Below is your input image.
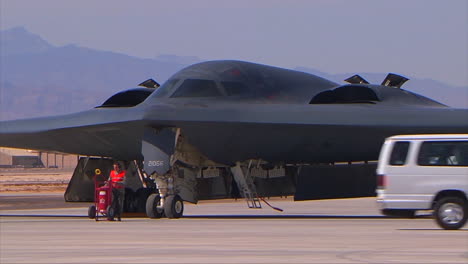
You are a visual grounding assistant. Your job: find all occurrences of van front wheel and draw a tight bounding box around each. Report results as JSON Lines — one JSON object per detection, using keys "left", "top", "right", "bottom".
{"left": 434, "top": 197, "right": 467, "bottom": 230}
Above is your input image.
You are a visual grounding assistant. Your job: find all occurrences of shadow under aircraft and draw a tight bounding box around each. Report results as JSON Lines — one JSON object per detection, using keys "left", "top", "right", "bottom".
{"left": 1, "top": 60, "right": 467, "bottom": 218}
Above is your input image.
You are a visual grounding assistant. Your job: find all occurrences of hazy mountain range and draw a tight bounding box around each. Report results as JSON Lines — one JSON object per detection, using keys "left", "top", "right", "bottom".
{"left": 1, "top": 27, "right": 467, "bottom": 121}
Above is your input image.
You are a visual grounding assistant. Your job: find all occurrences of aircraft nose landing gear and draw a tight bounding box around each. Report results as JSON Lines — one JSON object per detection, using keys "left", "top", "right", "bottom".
{"left": 145, "top": 172, "right": 185, "bottom": 219}
{"left": 145, "top": 193, "right": 184, "bottom": 219}
{"left": 145, "top": 193, "right": 164, "bottom": 218}
{"left": 164, "top": 194, "right": 184, "bottom": 218}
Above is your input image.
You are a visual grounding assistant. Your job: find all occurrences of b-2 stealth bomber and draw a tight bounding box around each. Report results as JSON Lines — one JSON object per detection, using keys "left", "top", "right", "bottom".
{"left": 1, "top": 60, "right": 467, "bottom": 218}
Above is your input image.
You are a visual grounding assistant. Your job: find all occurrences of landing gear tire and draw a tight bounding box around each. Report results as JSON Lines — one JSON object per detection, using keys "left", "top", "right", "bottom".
{"left": 164, "top": 195, "right": 184, "bottom": 219}
{"left": 434, "top": 197, "right": 467, "bottom": 230}
{"left": 107, "top": 205, "right": 115, "bottom": 221}
{"left": 146, "top": 193, "right": 164, "bottom": 218}
{"left": 88, "top": 205, "right": 96, "bottom": 219}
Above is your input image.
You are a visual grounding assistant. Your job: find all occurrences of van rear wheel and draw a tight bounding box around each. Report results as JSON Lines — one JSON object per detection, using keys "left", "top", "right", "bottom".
{"left": 434, "top": 197, "right": 467, "bottom": 230}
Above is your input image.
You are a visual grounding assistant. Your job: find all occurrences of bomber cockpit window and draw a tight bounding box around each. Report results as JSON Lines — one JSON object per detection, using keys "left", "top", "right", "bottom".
{"left": 222, "top": 81, "right": 251, "bottom": 96}
{"left": 389, "top": 141, "right": 410, "bottom": 166}
{"left": 170, "top": 79, "right": 221, "bottom": 98}
{"left": 151, "top": 78, "right": 180, "bottom": 98}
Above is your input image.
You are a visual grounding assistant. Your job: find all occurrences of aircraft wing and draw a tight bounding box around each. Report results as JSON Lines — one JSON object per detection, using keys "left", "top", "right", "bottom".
{"left": 0, "top": 108, "right": 147, "bottom": 160}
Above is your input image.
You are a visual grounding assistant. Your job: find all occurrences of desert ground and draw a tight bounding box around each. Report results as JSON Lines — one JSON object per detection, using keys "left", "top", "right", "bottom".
{"left": 0, "top": 168, "right": 72, "bottom": 193}
{"left": 2, "top": 168, "right": 467, "bottom": 264}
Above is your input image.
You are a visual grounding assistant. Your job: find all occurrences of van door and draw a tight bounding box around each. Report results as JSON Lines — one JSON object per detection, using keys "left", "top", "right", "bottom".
{"left": 384, "top": 141, "right": 412, "bottom": 195}
{"left": 415, "top": 141, "right": 468, "bottom": 198}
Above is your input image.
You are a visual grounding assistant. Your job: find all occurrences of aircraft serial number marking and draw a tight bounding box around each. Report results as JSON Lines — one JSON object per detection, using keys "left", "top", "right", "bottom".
{"left": 148, "top": 160, "right": 164, "bottom": 166}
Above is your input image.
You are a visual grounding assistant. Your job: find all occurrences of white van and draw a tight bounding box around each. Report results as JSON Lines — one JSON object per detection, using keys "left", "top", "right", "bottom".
{"left": 376, "top": 134, "right": 468, "bottom": 230}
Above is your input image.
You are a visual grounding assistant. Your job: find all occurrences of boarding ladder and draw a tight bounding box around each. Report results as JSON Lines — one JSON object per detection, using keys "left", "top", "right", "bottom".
{"left": 232, "top": 161, "right": 262, "bottom": 209}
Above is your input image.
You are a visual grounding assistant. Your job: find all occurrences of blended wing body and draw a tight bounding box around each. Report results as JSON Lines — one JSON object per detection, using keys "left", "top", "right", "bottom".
{"left": 148, "top": 103, "right": 467, "bottom": 165}
{"left": 1, "top": 60, "right": 467, "bottom": 165}
{"left": 2, "top": 60, "right": 468, "bottom": 215}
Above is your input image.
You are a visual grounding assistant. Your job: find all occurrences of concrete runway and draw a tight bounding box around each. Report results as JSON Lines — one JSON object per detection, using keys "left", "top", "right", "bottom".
{"left": 1, "top": 194, "right": 467, "bottom": 263}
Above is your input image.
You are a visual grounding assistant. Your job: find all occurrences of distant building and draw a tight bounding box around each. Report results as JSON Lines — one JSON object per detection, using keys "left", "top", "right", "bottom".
{"left": 0, "top": 147, "right": 78, "bottom": 169}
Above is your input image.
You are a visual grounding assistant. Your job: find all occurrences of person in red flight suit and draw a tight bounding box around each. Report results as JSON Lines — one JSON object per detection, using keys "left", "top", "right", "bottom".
{"left": 109, "top": 162, "right": 126, "bottom": 221}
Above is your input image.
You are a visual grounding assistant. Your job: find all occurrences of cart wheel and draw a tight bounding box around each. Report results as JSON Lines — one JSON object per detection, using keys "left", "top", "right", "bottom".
{"left": 88, "top": 205, "right": 96, "bottom": 219}
{"left": 146, "top": 193, "right": 164, "bottom": 218}
{"left": 107, "top": 205, "right": 115, "bottom": 221}
{"left": 164, "top": 195, "right": 184, "bottom": 219}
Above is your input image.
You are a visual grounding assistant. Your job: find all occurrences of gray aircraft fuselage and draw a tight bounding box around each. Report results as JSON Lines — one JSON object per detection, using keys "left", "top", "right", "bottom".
{"left": 1, "top": 60, "right": 467, "bottom": 167}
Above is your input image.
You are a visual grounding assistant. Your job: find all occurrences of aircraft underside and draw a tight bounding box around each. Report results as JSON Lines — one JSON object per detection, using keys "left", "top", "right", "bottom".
{"left": 65, "top": 125, "right": 377, "bottom": 218}
{"left": 63, "top": 116, "right": 468, "bottom": 219}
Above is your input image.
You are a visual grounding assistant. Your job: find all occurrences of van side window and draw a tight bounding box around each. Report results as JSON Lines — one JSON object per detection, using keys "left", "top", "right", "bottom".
{"left": 418, "top": 141, "right": 468, "bottom": 166}
{"left": 389, "top": 141, "right": 410, "bottom": 166}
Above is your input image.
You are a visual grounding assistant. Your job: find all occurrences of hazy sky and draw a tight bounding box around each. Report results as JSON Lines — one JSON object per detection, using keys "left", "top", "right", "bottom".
{"left": 1, "top": 0, "right": 467, "bottom": 86}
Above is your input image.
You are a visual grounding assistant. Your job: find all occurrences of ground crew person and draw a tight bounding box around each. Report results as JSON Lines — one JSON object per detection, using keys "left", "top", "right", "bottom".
{"left": 109, "top": 162, "right": 126, "bottom": 221}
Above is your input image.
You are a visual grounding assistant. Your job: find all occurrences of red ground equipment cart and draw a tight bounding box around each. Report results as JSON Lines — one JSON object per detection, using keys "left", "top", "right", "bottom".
{"left": 88, "top": 169, "right": 117, "bottom": 221}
